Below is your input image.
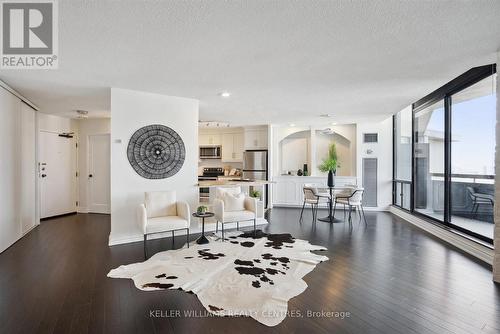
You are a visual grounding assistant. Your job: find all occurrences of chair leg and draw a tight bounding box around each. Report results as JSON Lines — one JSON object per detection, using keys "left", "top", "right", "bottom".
{"left": 361, "top": 205, "right": 367, "bottom": 225}
{"left": 357, "top": 205, "right": 362, "bottom": 219}
{"left": 237, "top": 221, "right": 239, "bottom": 230}
{"left": 470, "top": 203, "right": 476, "bottom": 213}
{"left": 333, "top": 200, "right": 337, "bottom": 217}
{"left": 253, "top": 219, "right": 256, "bottom": 236}
{"left": 343, "top": 204, "right": 346, "bottom": 219}
{"left": 186, "top": 228, "right": 189, "bottom": 248}
{"left": 172, "top": 230, "right": 175, "bottom": 248}
{"left": 143, "top": 234, "right": 147, "bottom": 259}
{"left": 314, "top": 204, "right": 318, "bottom": 223}
{"left": 299, "top": 201, "right": 306, "bottom": 222}
{"left": 348, "top": 205, "right": 352, "bottom": 224}
{"left": 222, "top": 224, "right": 225, "bottom": 240}
{"left": 216, "top": 221, "right": 218, "bottom": 233}
{"left": 310, "top": 204, "right": 315, "bottom": 222}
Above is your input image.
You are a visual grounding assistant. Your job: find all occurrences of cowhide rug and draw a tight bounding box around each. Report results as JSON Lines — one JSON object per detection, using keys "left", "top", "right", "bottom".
{"left": 108, "top": 230, "right": 328, "bottom": 327}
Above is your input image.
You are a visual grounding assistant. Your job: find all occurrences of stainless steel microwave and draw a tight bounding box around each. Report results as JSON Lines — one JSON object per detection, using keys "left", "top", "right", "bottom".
{"left": 199, "top": 146, "right": 221, "bottom": 159}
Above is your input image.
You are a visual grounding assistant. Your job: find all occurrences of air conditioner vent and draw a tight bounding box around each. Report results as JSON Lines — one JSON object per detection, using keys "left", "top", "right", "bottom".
{"left": 363, "top": 133, "right": 378, "bottom": 143}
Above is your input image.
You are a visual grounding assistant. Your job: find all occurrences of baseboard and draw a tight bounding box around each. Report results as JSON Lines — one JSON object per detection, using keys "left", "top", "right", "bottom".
{"left": 390, "top": 206, "right": 494, "bottom": 265}
{"left": 108, "top": 234, "right": 144, "bottom": 246}
{"left": 40, "top": 212, "right": 77, "bottom": 221}
{"left": 77, "top": 206, "right": 88, "bottom": 213}
{"left": 21, "top": 224, "right": 38, "bottom": 236}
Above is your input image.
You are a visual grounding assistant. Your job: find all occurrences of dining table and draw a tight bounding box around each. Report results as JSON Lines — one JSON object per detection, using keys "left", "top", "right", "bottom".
{"left": 317, "top": 185, "right": 345, "bottom": 223}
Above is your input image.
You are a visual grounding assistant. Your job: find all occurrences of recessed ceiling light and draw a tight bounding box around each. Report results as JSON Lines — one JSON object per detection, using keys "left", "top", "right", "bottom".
{"left": 331, "top": 122, "right": 337, "bottom": 126}
{"left": 320, "top": 114, "right": 332, "bottom": 118}
{"left": 289, "top": 123, "right": 296, "bottom": 127}
{"left": 220, "top": 91, "right": 231, "bottom": 98}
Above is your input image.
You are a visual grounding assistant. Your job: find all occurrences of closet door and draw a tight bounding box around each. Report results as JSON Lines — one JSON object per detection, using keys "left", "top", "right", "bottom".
{"left": 20, "top": 103, "right": 37, "bottom": 234}
{"left": 0, "top": 89, "right": 22, "bottom": 252}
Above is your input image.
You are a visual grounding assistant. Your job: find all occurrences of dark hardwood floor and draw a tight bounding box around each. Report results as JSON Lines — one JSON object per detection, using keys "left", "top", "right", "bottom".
{"left": 1, "top": 208, "right": 499, "bottom": 334}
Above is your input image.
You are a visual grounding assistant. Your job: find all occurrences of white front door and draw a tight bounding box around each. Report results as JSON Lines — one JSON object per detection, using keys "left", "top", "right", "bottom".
{"left": 39, "top": 131, "right": 77, "bottom": 219}
{"left": 88, "top": 134, "right": 110, "bottom": 214}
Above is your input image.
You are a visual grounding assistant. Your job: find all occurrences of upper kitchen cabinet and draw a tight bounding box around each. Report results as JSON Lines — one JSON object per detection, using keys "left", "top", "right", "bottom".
{"left": 244, "top": 127, "right": 268, "bottom": 150}
{"left": 222, "top": 131, "right": 244, "bottom": 162}
{"left": 199, "top": 133, "right": 221, "bottom": 146}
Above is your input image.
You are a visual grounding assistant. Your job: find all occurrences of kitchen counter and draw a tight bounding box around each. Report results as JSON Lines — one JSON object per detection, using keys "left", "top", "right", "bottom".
{"left": 197, "top": 179, "right": 273, "bottom": 188}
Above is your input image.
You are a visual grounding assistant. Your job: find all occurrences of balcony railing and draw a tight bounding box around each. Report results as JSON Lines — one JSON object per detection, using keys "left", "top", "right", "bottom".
{"left": 393, "top": 173, "right": 495, "bottom": 222}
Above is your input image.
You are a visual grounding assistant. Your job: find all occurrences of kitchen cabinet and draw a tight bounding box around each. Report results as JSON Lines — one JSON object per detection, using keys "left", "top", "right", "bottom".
{"left": 272, "top": 175, "right": 358, "bottom": 206}
{"left": 244, "top": 128, "right": 268, "bottom": 149}
{"left": 221, "top": 132, "right": 244, "bottom": 162}
{"left": 199, "top": 133, "right": 221, "bottom": 146}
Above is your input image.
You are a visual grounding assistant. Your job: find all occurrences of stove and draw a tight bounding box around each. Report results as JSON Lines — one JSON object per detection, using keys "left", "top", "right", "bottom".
{"left": 198, "top": 167, "right": 224, "bottom": 180}
{"left": 198, "top": 168, "right": 224, "bottom": 202}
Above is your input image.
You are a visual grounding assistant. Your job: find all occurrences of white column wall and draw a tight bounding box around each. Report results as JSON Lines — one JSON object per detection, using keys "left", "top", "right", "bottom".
{"left": 356, "top": 116, "right": 393, "bottom": 210}
{"left": 109, "top": 88, "right": 199, "bottom": 246}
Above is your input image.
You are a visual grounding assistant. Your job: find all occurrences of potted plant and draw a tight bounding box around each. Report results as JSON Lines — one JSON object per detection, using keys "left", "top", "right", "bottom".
{"left": 197, "top": 205, "right": 208, "bottom": 214}
{"left": 250, "top": 189, "right": 261, "bottom": 199}
{"left": 318, "top": 143, "right": 339, "bottom": 187}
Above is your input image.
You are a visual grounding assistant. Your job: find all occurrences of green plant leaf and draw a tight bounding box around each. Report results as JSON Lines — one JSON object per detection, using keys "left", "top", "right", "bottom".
{"left": 318, "top": 143, "right": 338, "bottom": 173}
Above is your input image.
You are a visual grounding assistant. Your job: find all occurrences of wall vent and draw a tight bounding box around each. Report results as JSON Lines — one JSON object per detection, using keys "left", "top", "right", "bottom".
{"left": 363, "top": 133, "right": 378, "bottom": 143}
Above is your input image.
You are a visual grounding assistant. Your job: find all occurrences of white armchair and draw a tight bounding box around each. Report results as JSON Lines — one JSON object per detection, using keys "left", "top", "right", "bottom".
{"left": 212, "top": 187, "right": 257, "bottom": 239}
{"left": 138, "top": 191, "right": 190, "bottom": 258}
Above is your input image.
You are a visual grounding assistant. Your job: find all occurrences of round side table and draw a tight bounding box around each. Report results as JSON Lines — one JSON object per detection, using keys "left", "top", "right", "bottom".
{"left": 192, "top": 212, "right": 215, "bottom": 244}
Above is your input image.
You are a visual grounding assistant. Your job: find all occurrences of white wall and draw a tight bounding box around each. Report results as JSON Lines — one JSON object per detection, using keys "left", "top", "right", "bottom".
{"left": 76, "top": 118, "right": 111, "bottom": 212}
{"left": 315, "top": 124, "right": 357, "bottom": 177}
{"left": 0, "top": 88, "right": 37, "bottom": 253}
{"left": 356, "top": 117, "right": 393, "bottom": 210}
{"left": 110, "top": 88, "right": 199, "bottom": 246}
{"left": 38, "top": 113, "right": 78, "bottom": 133}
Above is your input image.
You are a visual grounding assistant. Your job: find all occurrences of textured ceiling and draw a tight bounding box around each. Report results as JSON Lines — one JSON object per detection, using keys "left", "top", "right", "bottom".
{"left": 1, "top": 0, "right": 499, "bottom": 124}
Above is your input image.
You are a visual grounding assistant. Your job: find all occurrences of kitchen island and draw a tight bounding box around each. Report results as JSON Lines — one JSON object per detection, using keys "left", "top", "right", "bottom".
{"left": 196, "top": 179, "right": 272, "bottom": 226}
{"left": 197, "top": 179, "right": 273, "bottom": 188}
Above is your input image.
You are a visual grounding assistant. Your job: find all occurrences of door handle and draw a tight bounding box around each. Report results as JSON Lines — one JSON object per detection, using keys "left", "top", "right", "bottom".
{"left": 41, "top": 174, "right": 47, "bottom": 178}
{"left": 89, "top": 174, "right": 93, "bottom": 178}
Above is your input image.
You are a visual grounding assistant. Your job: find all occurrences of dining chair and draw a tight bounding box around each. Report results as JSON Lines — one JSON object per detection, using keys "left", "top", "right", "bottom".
{"left": 334, "top": 187, "right": 367, "bottom": 225}
{"left": 300, "top": 184, "right": 330, "bottom": 223}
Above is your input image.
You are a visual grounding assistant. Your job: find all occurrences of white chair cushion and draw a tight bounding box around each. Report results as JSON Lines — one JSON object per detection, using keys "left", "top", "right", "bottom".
{"left": 222, "top": 210, "right": 256, "bottom": 222}
{"left": 223, "top": 192, "right": 246, "bottom": 212}
{"left": 145, "top": 191, "right": 177, "bottom": 218}
{"left": 215, "top": 186, "right": 242, "bottom": 200}
{"left": 146, "top": 216, "right": 188, "bottom": 234}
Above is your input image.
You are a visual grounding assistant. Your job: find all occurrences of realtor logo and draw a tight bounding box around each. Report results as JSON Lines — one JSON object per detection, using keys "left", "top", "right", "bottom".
{"left": 1, "top": 0, "right": 58, "bottom": 69}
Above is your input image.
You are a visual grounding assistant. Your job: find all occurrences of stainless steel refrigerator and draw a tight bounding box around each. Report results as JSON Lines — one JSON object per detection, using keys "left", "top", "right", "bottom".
{"left": 243, "top": 150, "right": 268, "bottom": 208}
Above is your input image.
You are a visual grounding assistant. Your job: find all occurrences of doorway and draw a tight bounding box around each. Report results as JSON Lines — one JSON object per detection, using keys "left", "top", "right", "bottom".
{"left": 88, "top": 134, "right": 111, "bottom": 214}
{"left": 39, "top": 131, "right": 77, "bottom": 219}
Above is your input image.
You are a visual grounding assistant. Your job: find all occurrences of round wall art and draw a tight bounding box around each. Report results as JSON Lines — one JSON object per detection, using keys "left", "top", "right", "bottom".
{"left": 127, "top": 124, "right": 186, "bottom": 179}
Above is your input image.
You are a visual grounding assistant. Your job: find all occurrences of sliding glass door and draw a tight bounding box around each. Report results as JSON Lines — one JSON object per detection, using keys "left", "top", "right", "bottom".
{"left": 450, "top": 75, "right": 496, "bottom": 240}
{"left": 393, "top": 64, "right": 496, "bottom": 244}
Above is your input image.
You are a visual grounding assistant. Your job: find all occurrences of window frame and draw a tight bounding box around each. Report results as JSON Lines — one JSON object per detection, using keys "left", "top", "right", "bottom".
{"left": 392, "top": 64, "right": 496, "bottom": 245}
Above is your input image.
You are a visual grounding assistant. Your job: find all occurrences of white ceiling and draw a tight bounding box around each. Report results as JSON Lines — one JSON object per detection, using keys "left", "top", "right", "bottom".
{"left": 1, "top": 1, "right": 499, "bottom": 124}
